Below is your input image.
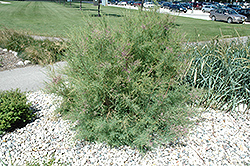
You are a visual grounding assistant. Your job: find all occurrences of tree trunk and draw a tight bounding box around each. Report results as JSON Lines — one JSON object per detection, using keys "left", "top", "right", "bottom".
{"left": 98, "top": 3, "right": 101, "bottom": 17}
{"left": 141, "top": 0, "right": 144, "bottom": 11}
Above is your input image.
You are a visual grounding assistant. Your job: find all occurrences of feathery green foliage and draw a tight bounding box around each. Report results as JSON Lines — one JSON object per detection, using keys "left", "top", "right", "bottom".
{"left": 48, "top": 10, "right": 199, "bottom": 152}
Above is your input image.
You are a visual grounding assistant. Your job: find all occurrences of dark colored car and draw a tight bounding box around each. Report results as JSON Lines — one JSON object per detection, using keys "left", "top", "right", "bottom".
{"left": 111, "top": 0, "right": 119, "bottom": 5}
{"left": 209, "top": 8, "right": 247, "bottom": 23}
{"left": 172, "top": 1, "right": 180, "bottom": 5}
{"left": 161, "top": 2, "right": 172, "bottom": 9}
{"left": 192, "top": 2, "right": 203, "bottom": 10}
{"left": 169, "top": 4, "right": 187, "bottom": 13}
{"left": 237, "top": 8, "right": 250, "bottom": 21}
{"left": 133, "top": 1, "right": 142, "bottom": 7}
{"left": 181, "top": 3, "right": 192, "bottom": 10}
{"left": 127, "top": 0, "right": 134, "bottom": 5}
{"left": 158, "top": 1, "right": 163, "bottom": 6}
{"left": 227, "top": 4, "right": 242, "bottom": 11}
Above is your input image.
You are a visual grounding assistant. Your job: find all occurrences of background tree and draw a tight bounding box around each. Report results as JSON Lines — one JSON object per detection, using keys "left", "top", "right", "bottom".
{"left": 141, "top": 0, "right": 144, "bottom": 11}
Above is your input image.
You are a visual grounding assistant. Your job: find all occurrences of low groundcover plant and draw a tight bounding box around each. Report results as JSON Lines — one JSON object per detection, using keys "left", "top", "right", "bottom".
{"left": 48, "top": 10, "right": 200, "bottom": 152}
{"left": 0, "top": 89, "right": 34, "bottom": 135}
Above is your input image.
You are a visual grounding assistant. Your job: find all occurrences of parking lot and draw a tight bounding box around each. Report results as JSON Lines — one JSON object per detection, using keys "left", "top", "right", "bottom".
{"left": 108, "top": 4, "right": 250, "bottom": 24}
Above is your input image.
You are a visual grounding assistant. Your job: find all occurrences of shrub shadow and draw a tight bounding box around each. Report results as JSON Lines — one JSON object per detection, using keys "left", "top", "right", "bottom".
{"left": 90, "top": 13, "right": 123, "bottom": 17}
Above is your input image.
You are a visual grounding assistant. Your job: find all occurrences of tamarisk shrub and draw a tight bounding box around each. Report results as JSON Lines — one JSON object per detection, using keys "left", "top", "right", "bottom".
{"left": 50, "top": 11, "right": 198, "bottom": 152}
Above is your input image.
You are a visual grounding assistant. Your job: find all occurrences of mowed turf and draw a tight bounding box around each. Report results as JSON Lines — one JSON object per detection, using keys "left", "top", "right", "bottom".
{"left": 0, "top": 1, "right": 249, "bottom": 41}
{"left": 0, "top": 1, "right": 126, "bottom": 37}
{"left": 175, "top": 16, "right": 250, "bottom": 41}
{"left": 0, "top": 1, "right": 81, "bottom": 36}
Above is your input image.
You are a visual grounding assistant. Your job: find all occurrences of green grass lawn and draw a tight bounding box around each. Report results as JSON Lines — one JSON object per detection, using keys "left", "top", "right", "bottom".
{"left": 175, "top": 16, "right": 250, "bottom": 41}
{"left": 0, "top": 1, "right": 129, "bottom": 37}
{"left": 0, "top": 1, "right": 249, "bottom": 41}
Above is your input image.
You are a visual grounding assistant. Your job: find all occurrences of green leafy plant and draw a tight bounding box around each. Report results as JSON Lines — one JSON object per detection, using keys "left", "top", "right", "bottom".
{"left": 48, "top": 11, "right": 199, "bottom": 152}
{"left": 0, "top": 158, "right": 7, "bottom": 166}
{"left": 0, "top": 57, "right": 3, "bottom": 67}
{"left": 184, "top": 38, "right": 250, "bottom": 114}
{"left": 0, "top": 89, "right": 34, "bottom": 135}
{"left": 26, "top": 152, "right": 59, "bottom": 166}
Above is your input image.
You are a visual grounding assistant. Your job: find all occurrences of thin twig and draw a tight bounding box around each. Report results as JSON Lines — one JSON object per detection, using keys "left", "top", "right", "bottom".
{"left": 222, "top": 144, "right": 231, "bottom": 164}
{"left": 212, "top": 118, "right": 216, "bottom": 138}
{"left": 164, "top": 76, "right": 174, "bottom": 98}
{"left": 188, "top": 144, "right": 206, "bottom": 165}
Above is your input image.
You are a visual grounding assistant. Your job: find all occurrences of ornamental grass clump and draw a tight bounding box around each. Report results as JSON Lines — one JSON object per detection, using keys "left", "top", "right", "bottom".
{"left": 184, "top": 38, "right": 250, "bottom": 114}
{"left": 49, "top": 11, "right": 198, "bottom": 152}
{"left": 0, "top": 27, "right": 67, "bottom": 65}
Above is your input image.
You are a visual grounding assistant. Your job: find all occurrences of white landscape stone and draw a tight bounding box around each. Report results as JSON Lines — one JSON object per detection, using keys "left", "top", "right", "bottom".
{"left": 16, "top": 61, "right": 24, "bottom": 66}
{"left": 24, "top": 60, "right": 31, "bottom": 66}
{"left": 13, "top": 52, "right": 18, "bottom": 57}
{"left": 0, "top": 91, "right": 249, "bottom": 165}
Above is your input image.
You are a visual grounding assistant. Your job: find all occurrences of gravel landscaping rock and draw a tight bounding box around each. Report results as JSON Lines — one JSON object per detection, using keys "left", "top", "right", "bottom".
{"left": 0, "top": 48, "right": 32, "bottom": 71}
{"left": 0, "top": 91, "right": 249, "bottom": 165}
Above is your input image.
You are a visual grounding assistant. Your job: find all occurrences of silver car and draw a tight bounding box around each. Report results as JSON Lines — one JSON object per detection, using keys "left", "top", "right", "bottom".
{"left": 209, "top": 9, "right": 247, "bottom": 23}
{"left": 201, "top": 5, "right": 217, "bottom": 13}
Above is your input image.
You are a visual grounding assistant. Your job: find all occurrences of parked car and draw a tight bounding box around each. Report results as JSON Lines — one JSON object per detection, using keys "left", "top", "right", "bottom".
{"left": 172, "top": 1, "right": 180, "bottom": 5}
{"left": 153, "top": 1, "right": 160, "bottom": 6}
{"left": 211, "top": 2, "right": 221, "bottom": 7}
{"left": 133, "top": 1, "right": 142, "bottom": 7}
{"left": 143, "top": 2, "right": 155, "bottom": 8}
{"left": 192, "top": 2, "right": 203, "bottom": 10}
{"left": 226, "top": 4, "right": 242, "bottom": 11}
{"left": 220, "top": 5, "right": 233, "bottom": 10}
{"left": 181, "top": 2, "right": 192, "bottom": 10}
{"left": 209, "top": 8, "right": 247, "bottom": 23}
{"left": 158, "top": 1, "right": 163, "bottom": 6}
{"left": 118, "top": 1, "right": 127, "bottom": 5}
{"left": 127, "top": 0, "right": 134, "bottom": 5}
{"left": 201, "top": 5, "right": 217, "bottom": 13}
{"left": 111, "top": 0, "right": 119, "bottom": 5}
{"left": 237, "top": 8, "right": 250, "bottom": 21}
{"left": 169, "top": 4, "right": 187, "bottom": 13}
{"left": 243, "top": 2, "right": 250, "bottom": 8}
{"left": 161, "top": 2, "right": 172, "bottom": 9}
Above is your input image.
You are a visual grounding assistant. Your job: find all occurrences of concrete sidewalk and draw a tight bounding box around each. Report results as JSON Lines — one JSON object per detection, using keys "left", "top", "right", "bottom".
{"left": 0, "top": 62, "right": 66, "bottom": 92}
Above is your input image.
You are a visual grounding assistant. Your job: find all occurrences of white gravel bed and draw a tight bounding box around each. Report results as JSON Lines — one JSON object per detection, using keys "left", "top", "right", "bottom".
{"left": 0, "top": 91, "right": 249, "bottom": 165}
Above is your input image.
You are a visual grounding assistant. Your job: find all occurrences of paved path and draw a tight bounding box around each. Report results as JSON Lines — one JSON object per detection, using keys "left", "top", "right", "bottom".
{"left": 0, "top": 62, "right": 66, "bottom": 92}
